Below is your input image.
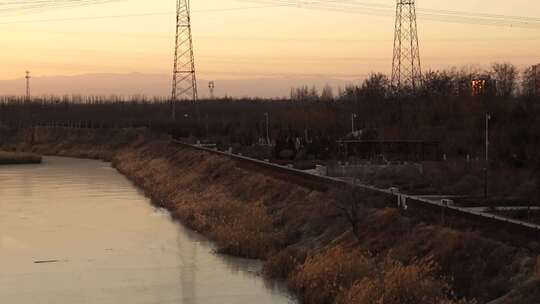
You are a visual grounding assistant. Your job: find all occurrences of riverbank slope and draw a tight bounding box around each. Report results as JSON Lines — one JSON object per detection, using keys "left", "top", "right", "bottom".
{"left": 3, "top": 126, "right": 540, "bottom": 304}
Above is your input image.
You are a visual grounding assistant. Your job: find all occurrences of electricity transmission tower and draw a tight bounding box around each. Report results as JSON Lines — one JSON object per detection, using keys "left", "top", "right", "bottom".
{"left": 171, "top": 0, "right": 198, "bottom": 119}
{"left": 391, "top": 0, "right": 422, "bottom": 94}
{"left": 25, "top": 71, "right": 31, "bottom": 101}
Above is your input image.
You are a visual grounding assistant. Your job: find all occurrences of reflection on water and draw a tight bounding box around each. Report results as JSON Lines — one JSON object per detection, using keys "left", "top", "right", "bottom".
{"left": 0, "top": 157, "right": 296, "bottom": 304}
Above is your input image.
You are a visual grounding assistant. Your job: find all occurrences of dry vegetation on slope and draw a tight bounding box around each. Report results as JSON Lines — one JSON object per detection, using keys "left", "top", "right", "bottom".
{"left": 111, "top": 136, "right": 539, "bottom": 304}
{"left": 4, "top": 127, "right": 540, "bottom": 304}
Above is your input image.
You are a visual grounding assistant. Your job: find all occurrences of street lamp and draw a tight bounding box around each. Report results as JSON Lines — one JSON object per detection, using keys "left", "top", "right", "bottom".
{"left": 205, "top": 113, "right": 209, "bottom": 139}
{"left": 351, "top": 113, "right": 357, "bottom": 134}
{"left": 264, "top": 112, "right": 270, "bottom": 145}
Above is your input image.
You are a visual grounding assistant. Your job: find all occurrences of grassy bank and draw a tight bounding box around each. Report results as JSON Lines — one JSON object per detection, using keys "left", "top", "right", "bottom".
{"left": 0, "top": 150, "right": 42, "bottom": 165}
{"left": 113, "top": 141, "right": 539, "bottom": 304}
{"left": 5, "top": 126, "right": 540, "bottom": 304}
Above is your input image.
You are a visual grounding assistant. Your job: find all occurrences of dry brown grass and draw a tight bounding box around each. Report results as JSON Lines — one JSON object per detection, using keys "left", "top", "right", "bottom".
{"left": 340, "top": 257, "right": 476, "bottom": 304}
{"left": 211, "top": 202, "right": 281, "bottom": 258}
{"left": 113, "top": 142, "right": 540, "bottom": 304}
{"left": 9, "top": 127, "right": 540, "bottom": 304}
{"left": 113, "top": 142, "right": 309, "bottom": 259}
{"left": 286, "top": 244, "right": 476, "bottom": 304}
{"left": 289, "top": 246, "right": 375, "bottom": 304}
{"left": 264, "top": 247, "right": 306, "bottom": 279}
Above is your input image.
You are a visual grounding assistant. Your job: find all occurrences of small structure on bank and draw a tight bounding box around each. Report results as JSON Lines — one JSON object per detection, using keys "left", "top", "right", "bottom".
{"left": 471, "top": 75, "right": 497, "bottom": 97}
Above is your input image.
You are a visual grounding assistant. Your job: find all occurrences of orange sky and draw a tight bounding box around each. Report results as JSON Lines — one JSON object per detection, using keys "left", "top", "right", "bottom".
{"left": 0, "top": 0, "right": 539, "bottom": 95}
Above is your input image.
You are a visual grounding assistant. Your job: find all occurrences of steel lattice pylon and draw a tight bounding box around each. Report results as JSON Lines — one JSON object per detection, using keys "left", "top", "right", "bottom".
{"left": 391, "top": 0, "right": 422, "bottom": 94}
{"left": 171, "top": 0, "right": 197, "bottom": 119}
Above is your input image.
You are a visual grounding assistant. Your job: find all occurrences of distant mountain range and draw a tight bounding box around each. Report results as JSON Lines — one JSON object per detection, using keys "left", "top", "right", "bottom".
{"left": 0, "top": 73, "right": 360, "bottom": 99}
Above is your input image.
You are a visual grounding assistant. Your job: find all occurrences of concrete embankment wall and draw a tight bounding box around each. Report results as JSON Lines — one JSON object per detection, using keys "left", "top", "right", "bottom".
{"left": 2, "top": 126, "right": 540, "bottom": 304}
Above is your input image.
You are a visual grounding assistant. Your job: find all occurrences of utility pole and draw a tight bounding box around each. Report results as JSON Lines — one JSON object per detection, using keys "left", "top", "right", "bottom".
{"left": 205, "top": 113, "right": 209, "bottom": 138}
{"left": 171, "top": 0, "right": 198, "bottom": 120}
{"left": 25, "top": 71, "right": 31, "bottom": 102}
{"left": 391, "top": 0, "right": 422, "bottom": 94}
{"left": 208, "top": 81, "right": 215, "bottom": 99}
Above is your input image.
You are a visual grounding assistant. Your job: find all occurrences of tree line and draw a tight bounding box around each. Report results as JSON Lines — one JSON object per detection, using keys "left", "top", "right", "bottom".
{"left": 0, "top": 63, "right": 539, "bottom": 167}
{"left": 290, "top": 62, "right": 537, "bottom": 101}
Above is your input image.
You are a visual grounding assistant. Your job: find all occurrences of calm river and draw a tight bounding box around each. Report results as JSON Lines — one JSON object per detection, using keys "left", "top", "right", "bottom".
{"left": 0, "top": 156, "right": 296, "bottom": 304}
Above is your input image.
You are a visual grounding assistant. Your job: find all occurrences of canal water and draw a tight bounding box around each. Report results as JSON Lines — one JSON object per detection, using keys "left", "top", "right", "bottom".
{"left": 0, "top": 156, "right": 296, "bottom": 304}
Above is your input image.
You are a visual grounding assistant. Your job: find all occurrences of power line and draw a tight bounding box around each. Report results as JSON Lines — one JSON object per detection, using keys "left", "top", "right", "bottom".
{"left": 0, "top": 0, "right": 126, "bottom": 16}
{"left": 2, "top": 0, "right": 539, "bottom": 29}
{"left": 0, "top": 4, "right": 287, "bottom": 24}
{"left": 239, "top": 0, "right": 540, "bottom": 29}
{"left": 303, "top": 0, "right": 540, "bottom": 23}
{"left": 4, "top": 25, "right": 540, "bottom": 43}
{"left": 0, "top": 12, "right": 171, "bottom": 24}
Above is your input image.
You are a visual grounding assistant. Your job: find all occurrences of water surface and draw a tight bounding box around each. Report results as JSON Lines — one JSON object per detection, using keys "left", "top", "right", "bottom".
{"left": 0, "top": 156, "right": 296, "bottom": 304}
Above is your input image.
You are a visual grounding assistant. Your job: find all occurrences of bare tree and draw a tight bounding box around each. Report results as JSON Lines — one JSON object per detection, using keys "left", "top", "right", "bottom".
{"left": 320, "top": 84, "right": 334, "bottom": 101}
{"left": 422, "top": 70, "right": 454, "bottom": 96}
{"left": 331, "top": 187, "right": 366, "bottom": 240}
{"left": 491, "top": 62, "right": 518, "bottom": 97}
{"left": 290, "top": 86, "right": 310, "bottom": 101}
{"left": 521, "top": 66, "right": 537, "bottom": 97}
{"left": 308, "top": 86, "right": 319, "bottom": 100}
{"left": 360, "top": 73, "right": 390, "bottom": 99}
{"left": 339, "top": 84, "right": 361, "bottom": 101}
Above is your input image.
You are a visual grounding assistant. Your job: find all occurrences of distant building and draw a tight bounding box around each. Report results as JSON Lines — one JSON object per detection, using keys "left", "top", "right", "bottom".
{"left": 471, "top": 75, "right": 496, "bottom": 97}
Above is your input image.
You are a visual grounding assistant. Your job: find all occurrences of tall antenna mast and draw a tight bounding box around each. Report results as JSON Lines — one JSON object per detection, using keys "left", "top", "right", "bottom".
{"left": 171, "top": 0, "right": 198, "bottom": 119}
{"left": 25, "top": 71, "right": 31, "bottom": 102}
{"left": 391, "top": 0, "right": 422, "bottom": 94}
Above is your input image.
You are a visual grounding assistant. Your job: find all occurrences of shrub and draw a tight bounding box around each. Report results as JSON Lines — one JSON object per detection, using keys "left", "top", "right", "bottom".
{"left": 290, "top": 246, "right": 375, "bottom": 304}
{"left": 264, "top": 247, "right": 306, "bottom": 279}
{"left": 211, "top": 202, "right": 280, "bottom": 259}
{"left": 340, "top": 257, "right": 476, "bottom": 304}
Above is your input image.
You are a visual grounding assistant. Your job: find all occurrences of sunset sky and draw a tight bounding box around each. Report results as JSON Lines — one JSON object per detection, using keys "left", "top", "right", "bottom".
{"left": 0, "top": 0, "right": 539, "bottom": 96}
